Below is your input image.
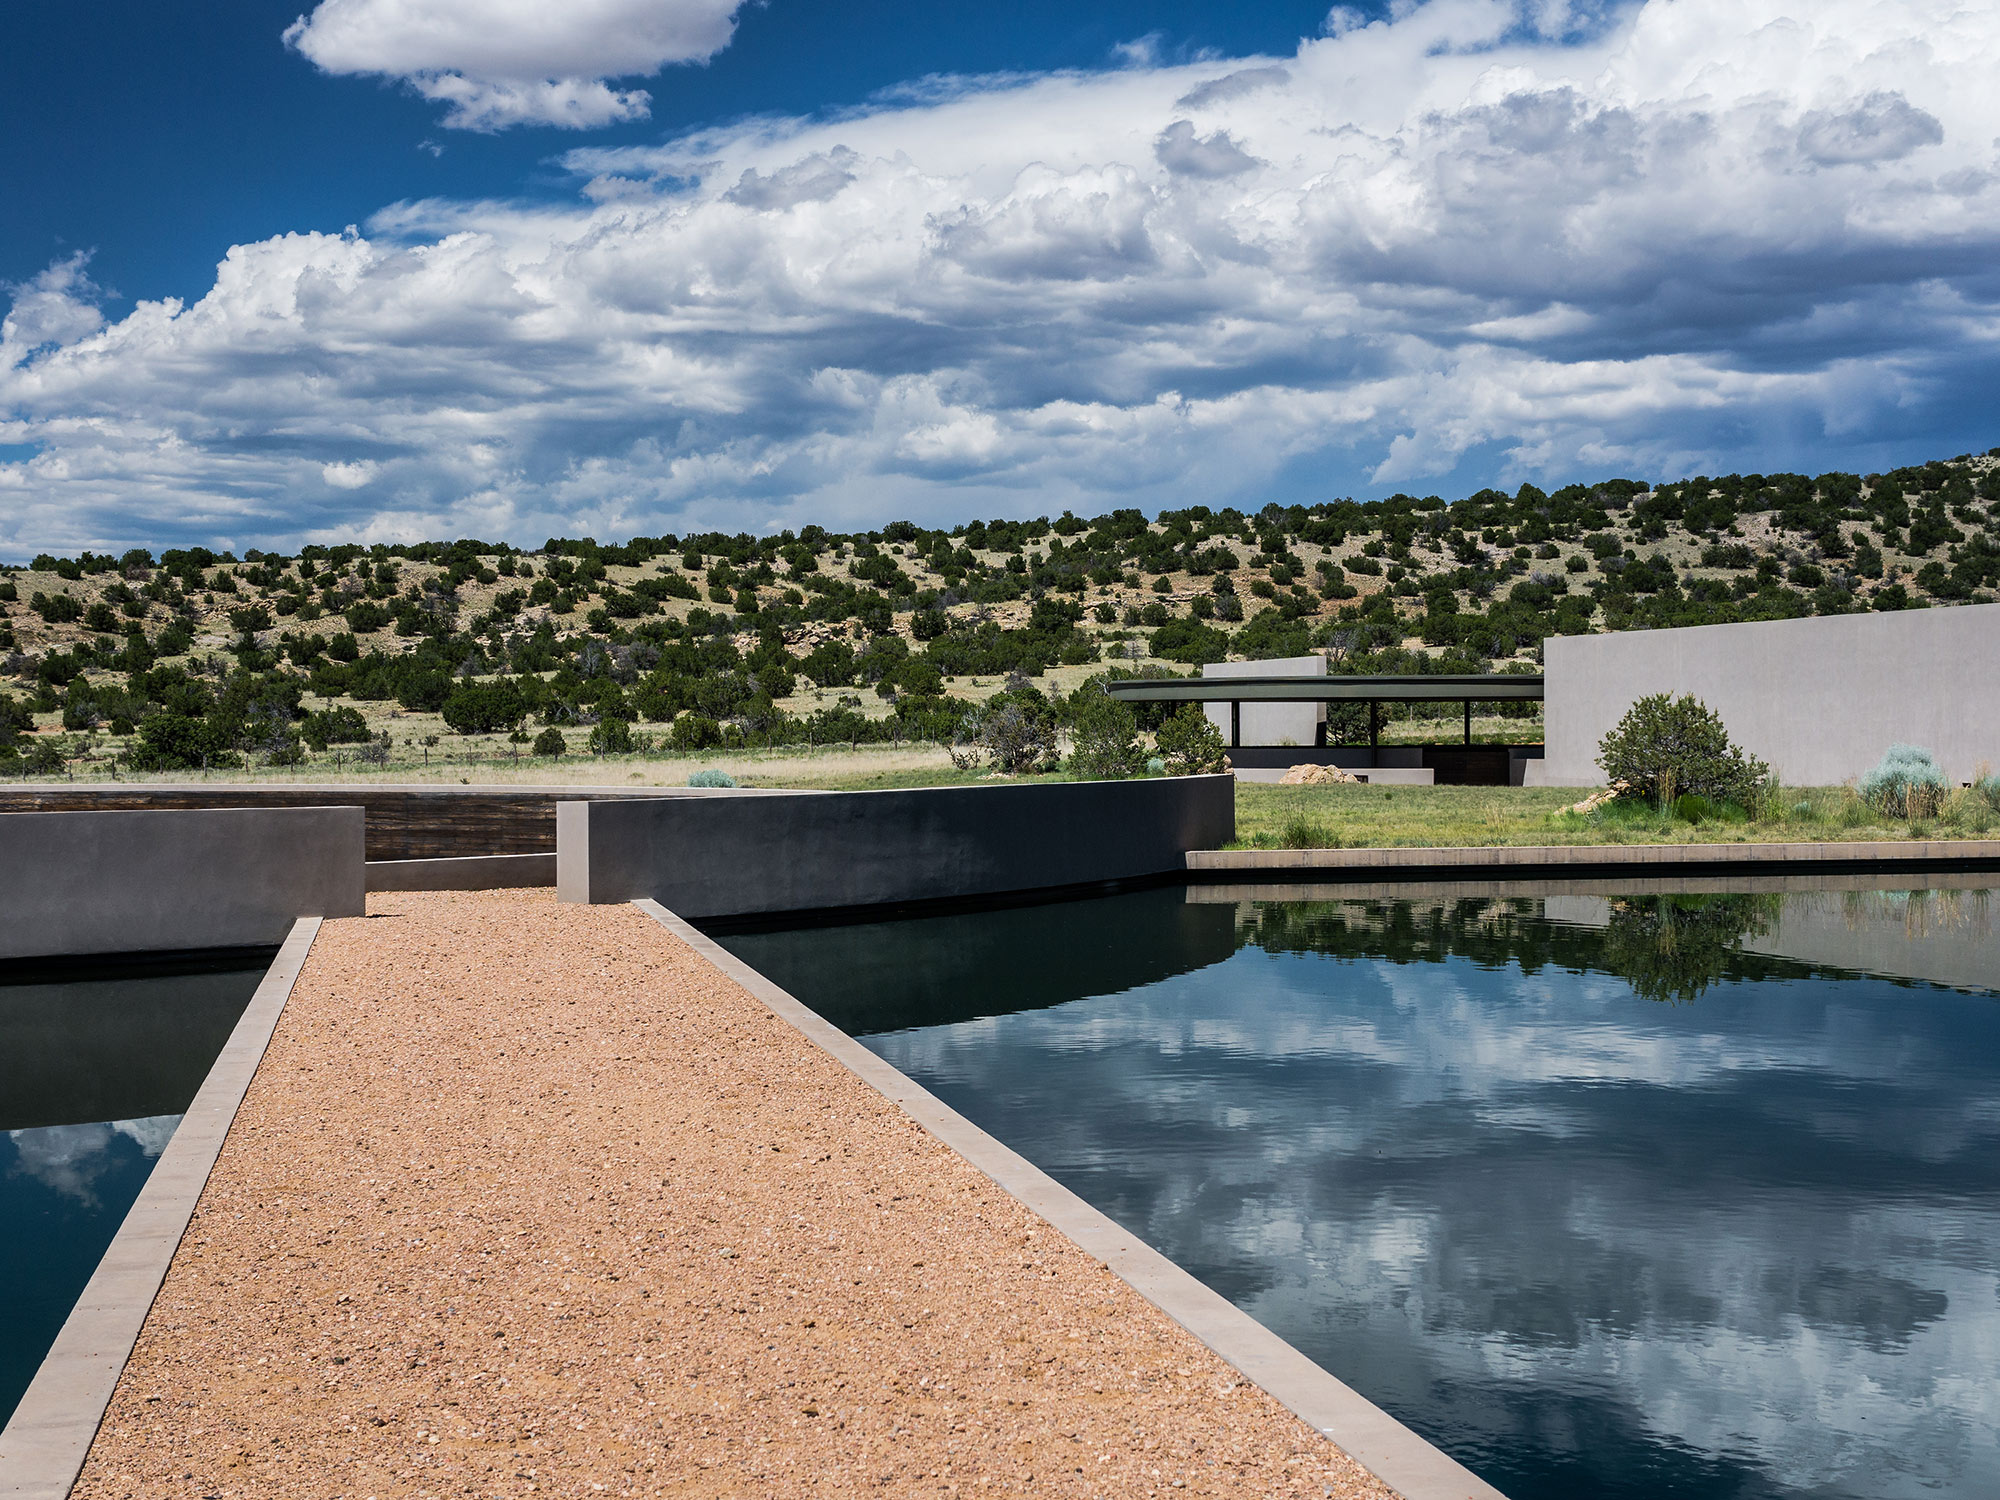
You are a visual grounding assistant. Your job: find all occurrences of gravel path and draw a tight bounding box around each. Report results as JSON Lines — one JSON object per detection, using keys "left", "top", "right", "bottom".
{"left": 74, "top": 890, "right": 1395, "bottom": 1499}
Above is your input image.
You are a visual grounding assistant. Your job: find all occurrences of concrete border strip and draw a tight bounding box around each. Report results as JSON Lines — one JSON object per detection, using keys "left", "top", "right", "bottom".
{"left": 0, "top": 916, "right": 322, "bottom": 1500}
{"left": 1190, "top": 839, "right": 2000, "bottom": 876}
{"left": 635, "top": 898, "right": 1503, "bottom": 1500}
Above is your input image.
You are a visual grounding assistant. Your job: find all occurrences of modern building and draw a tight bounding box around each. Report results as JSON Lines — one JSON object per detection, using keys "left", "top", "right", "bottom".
{"left": 1109, "top": 657, "right": 1544, "bottom": 784}
{"left": 1198, "top": 656, "right": 1326, "bottom": 750}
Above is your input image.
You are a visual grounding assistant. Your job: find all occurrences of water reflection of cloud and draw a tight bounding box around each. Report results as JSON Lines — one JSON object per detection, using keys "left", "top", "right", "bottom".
{"left": 6, "top": 1115, "right": 180, "bottom": 1205}
{"left": 873, "top": 940, "right": 2000, "bottom": 1499}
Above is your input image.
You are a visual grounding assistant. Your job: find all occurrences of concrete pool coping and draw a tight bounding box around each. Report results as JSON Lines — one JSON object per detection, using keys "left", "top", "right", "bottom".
{"left": 640, "top": 897, "right": 1508, "bottom": 1500}
{"left": 0, "top": 916, "right": 321, "bottom": 1500}
{"left": 1192, "top": 838, "right": 2000, "bottom": 878}
{"left": 1187, "top": 869, "right": 2000, "bottom": 903}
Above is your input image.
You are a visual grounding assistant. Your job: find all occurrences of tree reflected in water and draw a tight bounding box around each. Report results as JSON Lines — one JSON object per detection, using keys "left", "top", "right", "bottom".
{"left": 1600, "top": 894, "right": 1783, "bottom": 1004}
{"left": 1239, "top": 892, "right": 1788, "bottom": 1005}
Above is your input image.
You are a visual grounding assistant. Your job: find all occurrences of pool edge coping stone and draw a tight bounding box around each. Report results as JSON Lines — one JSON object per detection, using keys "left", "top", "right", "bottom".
{"left": 636, "top": 897, "right": 1506, "bottom": 1500}
{"left": 0, "top": 915, "right": 323, "bottom": 1500}
{"left": 1190, "top": 839, "right": 2000, "bottom": 874}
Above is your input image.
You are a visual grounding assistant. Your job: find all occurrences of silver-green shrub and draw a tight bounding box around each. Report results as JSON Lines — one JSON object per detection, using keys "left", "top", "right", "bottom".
{"left": 1858, "top": 744, "right": 1948, "bottom": 818}
{"left": 688, "top": 768, "right": 736, "bottom": 788}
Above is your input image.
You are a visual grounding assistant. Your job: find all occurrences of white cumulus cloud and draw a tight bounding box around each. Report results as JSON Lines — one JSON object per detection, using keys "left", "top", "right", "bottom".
{"left": 284, "top": 0, "right": 749, "bottom": 130}
{"left": 7, "top": 0, "right": 2000, "bottom": 554}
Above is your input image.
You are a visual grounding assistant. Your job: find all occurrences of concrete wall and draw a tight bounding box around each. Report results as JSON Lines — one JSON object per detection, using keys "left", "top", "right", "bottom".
{"left": 1203, "top": 655, "right": 1324, "bottom": 746}
{"left": 1531, "top": 602, "right": 2000, "bottom": 787}
{"left": 557, "top": 775, "right": 1235, "bottom": 919}
{"left": 0, "top": 807, "right": 365, "bottom": 960}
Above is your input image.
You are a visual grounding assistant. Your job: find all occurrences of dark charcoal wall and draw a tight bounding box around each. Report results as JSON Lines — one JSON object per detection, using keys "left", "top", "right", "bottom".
{"left": 719, "top": 883, "right": 1241, "bottom": 1034}
{"left": 558, "top": 775, "right": 1236, "bottom": 919}
{"left": 0, "top": 806, "right": 366, "bottom": 960}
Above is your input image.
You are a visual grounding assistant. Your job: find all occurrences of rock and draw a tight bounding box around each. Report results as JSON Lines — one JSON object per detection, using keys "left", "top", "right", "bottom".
{"left": 1278, "top": 763, "right": 1361, "bottom": 786}
{"left": 1558, "top": 779, "right": 1631, "bottom": 815}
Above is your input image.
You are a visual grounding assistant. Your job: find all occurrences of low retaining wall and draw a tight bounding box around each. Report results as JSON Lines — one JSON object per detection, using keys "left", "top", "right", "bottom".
{"left": 0, "top": 784, "right": 754, "bottom": 861}
{"left": 1188, "top": 838, "right": 2000, "bottom": 880}
{"left": 559, "top": 776, "right": 1236, "bottom": 919}
{"left": 365, "top": 853, "right": 557, "bottom": 892}
{"left": 0, "top": 807, "right": 365, "bottom": 960}
{"left": 648, "top": 899, "right": 1504, "bottom": 1500}
{"left": 0, "top": 919, "right": 320, "bottom": 1500}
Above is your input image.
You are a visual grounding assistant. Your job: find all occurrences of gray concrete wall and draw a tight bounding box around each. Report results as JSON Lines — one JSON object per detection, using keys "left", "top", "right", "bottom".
{"left": 558, "top": 776, "right": 1235, "bottom": 918}
{"left": 1531, "top": 602, "right": 2000, "bottom": 787}
{"left": 1203, "top": 655, "right": 1325, "bottom": 746}
{"left": 0, "top": 807, "right": 365, "bottom": 960}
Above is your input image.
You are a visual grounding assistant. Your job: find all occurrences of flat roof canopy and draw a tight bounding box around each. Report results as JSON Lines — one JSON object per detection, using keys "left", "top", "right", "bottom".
{"left": 1105, "top": 673, "right": 1543, "bottom": 704}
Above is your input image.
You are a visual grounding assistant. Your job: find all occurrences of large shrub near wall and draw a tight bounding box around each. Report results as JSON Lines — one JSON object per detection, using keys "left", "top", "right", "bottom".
{"left": 1597, "top": 693, "right": 1770, "bottom": 806}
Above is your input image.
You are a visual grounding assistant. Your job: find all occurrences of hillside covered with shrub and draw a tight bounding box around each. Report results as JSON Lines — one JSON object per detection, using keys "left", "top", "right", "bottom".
{"left": 2, "top": 449, "right": 1997, "bottom": 774}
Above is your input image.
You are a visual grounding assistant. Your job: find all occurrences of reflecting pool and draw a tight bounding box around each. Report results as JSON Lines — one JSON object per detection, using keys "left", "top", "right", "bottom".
{"left": 0, "top": 954, "right": 271, "bottom": 1427}
{"left": 720, "top": 883, "right": 2000, "bottom": 1500}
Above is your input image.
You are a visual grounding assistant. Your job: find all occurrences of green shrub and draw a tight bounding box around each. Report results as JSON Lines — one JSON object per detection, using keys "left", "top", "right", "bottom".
{"left": 302, "top": 705, "right": 370, "bottom": 750}
{"left": 688, "top": 768, "right": 736, "bottom": 788}
{"left": 532, "top": 726, "right": 567, "bottom": 757}
{"left": 587, "top": 716, "right": 635, "bottom": 755}
{"left": 1670, "top": 792, "right": 1746, "bottom": 825}
{"left": 669, "top": 712, "right": 723, "bottom": 752}
{"left": 1976, "top": 773, "right": 2000, "bottom": 813}
{"left": 127, "top": 711, "right": 240, "bottom": 771}
{"left": 1858, "top": 744, "right": 1948, "bottom": 818}
{"left": 1148, "top": 617, "right": 1230, "bottom": 665}
{"left": 25, "top": 736, "right": 68, "bottom": 774}
{"left": 1153, "top": 704, "right": 1228, "bottom": 776}
{"left": 1065, "top": 681, "right": 1143, "bottom": 780}
{"left": 1278, "top": 816, "right": 1338, "bottom": 849}
{"left": 31, "top": 591, "right": 82, "bottom": 623}
{"left": 1597, "top": 693, "right": 1770, "bottom": 806}
{"left": 978, "top": 700, "right": 1058, "bottom": 773}
{"left": 441, "top": 679, "right": 527, "bottom": 735}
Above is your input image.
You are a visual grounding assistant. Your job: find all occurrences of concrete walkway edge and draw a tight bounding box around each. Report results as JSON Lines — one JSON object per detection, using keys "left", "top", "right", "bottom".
{"left": 1191, "top": 838, "right": 2000, "bottom": 875}
{"left": 0, "top": 916, "right": 323, "bottom": 1500}
{"left": 637, "top": 898, "right": 1505, "bottom": 1500}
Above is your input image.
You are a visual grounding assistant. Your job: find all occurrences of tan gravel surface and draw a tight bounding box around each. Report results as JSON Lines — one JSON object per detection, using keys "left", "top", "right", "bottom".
{"left": 74, "top": 889, "right": 1396, "bottom": 1499}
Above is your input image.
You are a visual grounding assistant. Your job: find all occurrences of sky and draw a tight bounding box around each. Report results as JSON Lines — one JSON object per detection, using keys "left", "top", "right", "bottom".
{"left": 3, "top": 0, "right": 1998, "bottom": 556}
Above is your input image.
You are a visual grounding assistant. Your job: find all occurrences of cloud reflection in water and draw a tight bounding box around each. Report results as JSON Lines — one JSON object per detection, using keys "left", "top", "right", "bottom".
{"left": 744, "top": 889, "right": 2000, "bottom": 1500}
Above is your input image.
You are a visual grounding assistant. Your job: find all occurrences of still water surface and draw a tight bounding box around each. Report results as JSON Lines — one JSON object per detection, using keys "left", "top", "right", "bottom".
{"left": 0, "top": 956, "right": 269, "bottom": 1427}
{"left": 722, "top": 885, "right": 2000, "bottom": 1500}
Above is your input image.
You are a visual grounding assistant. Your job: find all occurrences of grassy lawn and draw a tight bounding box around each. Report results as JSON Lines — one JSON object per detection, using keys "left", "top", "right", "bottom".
{"left": 1232, "top": 782, "right": 2000, "bottom": 848}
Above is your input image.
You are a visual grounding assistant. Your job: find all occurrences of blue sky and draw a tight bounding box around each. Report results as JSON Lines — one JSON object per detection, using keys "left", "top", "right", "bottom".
{"left": 1, "top": 1, "right": 1341, "bottom": 312}
{"left": 3, "top": 0, "right": 1997, "bottom": 554}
